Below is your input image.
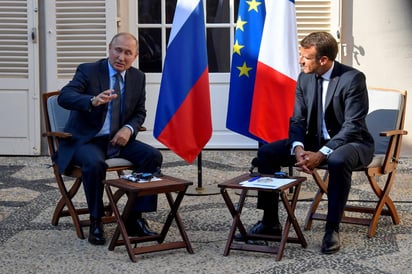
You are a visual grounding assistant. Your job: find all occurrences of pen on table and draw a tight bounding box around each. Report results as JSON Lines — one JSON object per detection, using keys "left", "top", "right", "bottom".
{"left": 250, "top": 183, "right": 279, "bottom": 189}
{"left": 248, "top": 176, "right": 260, "bottom": 182}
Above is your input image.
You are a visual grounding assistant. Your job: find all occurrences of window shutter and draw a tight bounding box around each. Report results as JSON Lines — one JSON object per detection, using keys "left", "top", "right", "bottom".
{"left": 0, "top": 0, "right": 29, "bottom": 77}
{"left": 296, "top": 0, "right": 338, "bottom": 41}
{"left": 55, "top": 0, "right": 114, "bottom": 78}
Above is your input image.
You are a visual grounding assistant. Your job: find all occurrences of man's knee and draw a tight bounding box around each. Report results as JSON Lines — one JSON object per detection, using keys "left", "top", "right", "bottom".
{"left": 80, "top": 156, "right": 106, "bottom": 174}
{"left": 327, "top": 153, "right": 351, "bottom": 170}
{"left": 150, "top": 148, "right": 163, "bottom": 166}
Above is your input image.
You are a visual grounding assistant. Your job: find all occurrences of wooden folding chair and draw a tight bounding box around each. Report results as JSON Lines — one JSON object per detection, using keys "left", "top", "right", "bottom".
{"left": 42, "top": 91, "right": 135, "bottom": 239}
{"left": 304, "top": 87, "right": 408, "bottom": 238}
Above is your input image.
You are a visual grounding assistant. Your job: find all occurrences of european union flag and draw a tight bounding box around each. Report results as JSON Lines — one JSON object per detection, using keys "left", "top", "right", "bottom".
{"left": 226, "top": 0, "right": 266, "bottom": 142}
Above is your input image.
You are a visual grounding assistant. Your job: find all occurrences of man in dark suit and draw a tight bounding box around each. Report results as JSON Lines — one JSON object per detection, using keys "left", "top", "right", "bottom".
{"left": 241, "top": 32, "right": 374, "bottom": 254}
{"left": 56, "top": 32, "right": 163, "bottom": 245}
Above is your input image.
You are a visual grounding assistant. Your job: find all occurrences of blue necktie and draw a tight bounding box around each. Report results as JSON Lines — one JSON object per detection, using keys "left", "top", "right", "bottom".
{"left": 108, "top": 73, "right": 122, "bottom": 158}
{"left": 110, "top": 73, "right": 122, "bottom": 137}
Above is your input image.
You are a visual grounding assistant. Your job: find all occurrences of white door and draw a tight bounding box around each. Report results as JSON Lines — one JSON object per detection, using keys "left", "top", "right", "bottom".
{"left": 0, "top": 0, "right": 40, "bottom": 155}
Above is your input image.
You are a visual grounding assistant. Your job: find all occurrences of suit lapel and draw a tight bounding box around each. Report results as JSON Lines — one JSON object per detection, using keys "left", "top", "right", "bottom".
{"left": 324, "top": 63, "right": 341, "bottom": 108}
{"left": 98, "top": 60, "right": 110, "bottom": 126}
{"left": 325, "top": 77, "right": 338, "bottom": 108}
{"left": 307, "top": 75, "right": 318, "bottom": 126}
{"left": 99, "top": 59, "right": 110, "bottom": 91}
{"left": 123, "top": 70, "right": 132, "bottom": 116}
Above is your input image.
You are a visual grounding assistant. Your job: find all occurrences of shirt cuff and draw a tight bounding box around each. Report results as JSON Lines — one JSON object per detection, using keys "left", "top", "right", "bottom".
{"left": 291, "top": 141, "right": 304, "bottom": 155}
{"left": 319, "top": 146, "right": 333, "bottom": 157}
{"left": 124, "top": 124, "right": 134, "bottom": 134}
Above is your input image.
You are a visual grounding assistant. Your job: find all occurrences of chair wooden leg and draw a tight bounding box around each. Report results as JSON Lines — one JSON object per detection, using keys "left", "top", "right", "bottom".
{"left": 368, "top": 173, "right": 400, "bottom": 224}
{"left": 304, "top": 169, "right": 329, "bottom": 230}
{"left": 306, "top": 165, "right": 402, "bottom": 238}
{"left": 104, "top": 188, "right": 125, "bottom": 217}
{"left": 52, "top": 175, "right": 86, "bottom": 239}
{"left": 366, "top": 172, "right": 400, "bottom": 238}
{"left": 103, "top": 170, "right": 127, "bottom": 217}
{"left": 304, "top": 188, "right": 325, "bottom": 230}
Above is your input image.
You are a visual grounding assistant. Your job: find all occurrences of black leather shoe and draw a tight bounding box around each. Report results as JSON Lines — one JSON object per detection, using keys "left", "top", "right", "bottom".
{"left": 234, "top": 221, "right": 282, "bottom": 242}
{"left": 126, "top": 218, "right": 158, "bottom": 237}
{"left": 321, "top": 230, "right": 340, "bottom": 254}
{"left": 88, "top": 219, "right": 105, "bottom": 245}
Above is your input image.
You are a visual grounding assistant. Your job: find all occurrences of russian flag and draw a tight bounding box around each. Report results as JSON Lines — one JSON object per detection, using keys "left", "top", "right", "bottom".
{"left": 153, "top": 0, "right": 212, "bottom": 164}
{"left": 227, "top": 0, "right": 299, "bottom": 143}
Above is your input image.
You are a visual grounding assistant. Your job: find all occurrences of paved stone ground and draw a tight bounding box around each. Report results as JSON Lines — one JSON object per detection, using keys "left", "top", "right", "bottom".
{"left": 0, "top": 150, "right": 411, "bottom": 273}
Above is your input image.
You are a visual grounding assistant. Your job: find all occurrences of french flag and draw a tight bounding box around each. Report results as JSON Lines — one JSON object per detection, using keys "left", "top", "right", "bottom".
{"left": 249, "top": 0, "right": 299, "bottom": 142}
{"left": 226, "top": 0, "right": 266, "bottom": 142}
{"left": 226, "top": 0, "right": 299, "bottom": 143}
{"left": 153, "top": 0, "right": 212, "bottom": 163}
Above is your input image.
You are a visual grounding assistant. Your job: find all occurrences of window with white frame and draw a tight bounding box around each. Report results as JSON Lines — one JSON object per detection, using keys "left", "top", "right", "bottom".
{"left": 136, "top": 0, "right": 338, "bottom": 73}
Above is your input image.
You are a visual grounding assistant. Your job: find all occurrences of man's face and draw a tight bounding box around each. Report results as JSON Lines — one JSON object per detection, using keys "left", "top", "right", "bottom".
{"left": 299, "top": 46, "right": 321, "bottom": 74}
{"left": 108, "top": 35, "right": 138, "bottom": 72}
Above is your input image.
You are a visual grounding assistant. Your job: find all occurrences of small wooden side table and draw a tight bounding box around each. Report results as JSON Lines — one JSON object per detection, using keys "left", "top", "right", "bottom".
{"left": 218, "top": 173, "right": 307, "bottom": 261}
{"left": 104, "top": 176, "right": 194, "bottom": 262}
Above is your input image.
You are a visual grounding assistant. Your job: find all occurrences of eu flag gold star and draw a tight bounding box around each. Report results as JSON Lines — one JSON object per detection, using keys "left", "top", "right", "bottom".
{"left": 237, "top": 62, "right": 253, "bottom": 77}
{"left": 236, "top": 16, "right": 247, "bottom": 32}
{"left": 247, "top": 0, "right": 262, "bottom": 12}
{"left": 233, "top": 40, "right": 244, "bottom": 56}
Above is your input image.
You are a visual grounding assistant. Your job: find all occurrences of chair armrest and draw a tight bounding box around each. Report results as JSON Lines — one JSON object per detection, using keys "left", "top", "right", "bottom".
{"left": 379, "top": 129, "right": 407, "bottom": 174}
{"left": 42, "top": 131, "right": 73, "bottom": 138}
{"left": 379, "top": 129, "right": 408, "bottom": 137}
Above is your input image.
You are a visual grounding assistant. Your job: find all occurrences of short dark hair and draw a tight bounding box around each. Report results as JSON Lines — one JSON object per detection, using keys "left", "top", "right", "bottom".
{"left": 300, "top": 32, "right": 338, "bottom": 60}
{"left": 110, "top": 32, "right": 139, "bottom": 52}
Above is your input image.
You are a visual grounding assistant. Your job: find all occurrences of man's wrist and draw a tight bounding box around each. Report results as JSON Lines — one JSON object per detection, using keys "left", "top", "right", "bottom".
{"left": 124, "top": 124, "right": 134, "bottom": 134}
{"left": 90, "top": 96, "right": 96, "bottom": 107}
{"left": 319, "top": 146, "right": 333, "bottom": 157}
{"left": 291, "top": 141, "right": 304, "bottom": 155}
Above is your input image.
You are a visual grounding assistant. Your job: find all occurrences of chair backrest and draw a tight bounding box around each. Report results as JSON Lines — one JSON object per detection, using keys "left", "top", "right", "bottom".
{"left": 47, "top": 93, "right": 70, "bottom": 132}
{"left": 366, "top": 87, "right": 407, "bottom": 154}
{"left": 42, "top": 91, "right": 70, "bottom": 156}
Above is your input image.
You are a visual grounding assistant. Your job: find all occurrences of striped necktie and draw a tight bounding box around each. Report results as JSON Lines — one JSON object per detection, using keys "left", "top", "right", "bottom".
{"left": 110, "top": 73, "right": 122, "bottom": 137}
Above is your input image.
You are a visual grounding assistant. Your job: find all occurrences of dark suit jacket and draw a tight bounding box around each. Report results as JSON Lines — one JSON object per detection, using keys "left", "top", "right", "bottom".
{"left": 55, "top": 58, "right": 147, "bottom": 173}
{"left": 289, "top": 61, "right": 374, "bottom": 165}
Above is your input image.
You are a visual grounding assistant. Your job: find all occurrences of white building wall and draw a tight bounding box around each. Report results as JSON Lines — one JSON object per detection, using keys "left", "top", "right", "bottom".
{"left": 22, "top": 0, "right": 412, "bottom": 156}
{"left": 340, "top": 0, "right": 412, "bottom": 155}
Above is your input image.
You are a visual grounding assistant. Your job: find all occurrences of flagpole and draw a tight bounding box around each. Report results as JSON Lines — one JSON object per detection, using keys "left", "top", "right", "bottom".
{"left": 185, "top": 151, "right": 220, "bottom": 196}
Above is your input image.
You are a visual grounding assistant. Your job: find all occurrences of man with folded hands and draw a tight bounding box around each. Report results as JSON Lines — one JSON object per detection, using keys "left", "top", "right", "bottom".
{"left": 238, "top": 32, "right": 374, "bottom": 254}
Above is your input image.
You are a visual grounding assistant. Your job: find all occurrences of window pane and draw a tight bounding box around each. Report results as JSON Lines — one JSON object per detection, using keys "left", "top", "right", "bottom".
{"left": 206, "top": 0, "right": 229, "bottom": 23}
{"left": 166, "top": 0, "right": 177, "bottom": 24}
{"left": 166, "top": 27, "right": 171, "bottom": 45}
{"left": 138, "top": 29, "right": 162, "bottom": 72}
{"left": 138, "top": 0, "right": 161, "bottom": 24}
{"left": 234, "top": 0, "right": 239, "bottom": 19}
{"left": 207, "top": 28, "right": 230, "bottom": 72}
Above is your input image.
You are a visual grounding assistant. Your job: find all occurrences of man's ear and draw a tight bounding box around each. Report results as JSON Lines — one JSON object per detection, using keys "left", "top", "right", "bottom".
{"left": 319, "top": 56, "right": 329, "bottom": 66}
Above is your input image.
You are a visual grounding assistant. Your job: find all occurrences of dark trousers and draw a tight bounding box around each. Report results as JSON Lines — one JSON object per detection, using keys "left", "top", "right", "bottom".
{"left": 255, "top": 139, "right": 373, "bottom": 229}
{"left": 72, "top": 136, "right": 163, "bottom": 219}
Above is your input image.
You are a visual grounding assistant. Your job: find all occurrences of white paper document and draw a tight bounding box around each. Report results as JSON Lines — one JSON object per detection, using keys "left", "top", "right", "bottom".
{"left": 239, "top": 177, "right": 295, "bottom": 189}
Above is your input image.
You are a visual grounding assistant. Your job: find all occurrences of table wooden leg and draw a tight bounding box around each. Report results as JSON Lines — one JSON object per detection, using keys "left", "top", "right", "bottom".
{"left": 165, "top": 191, "right": 194, "bottom": 253}
{"left": 220, "top": 188, "right": 248, "bottom": 256}
{"left": 105, "top": 185, "right": 137, "bottom": 262}
{"left": 280, "top": 184, "right": 307, "bottom": 250}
